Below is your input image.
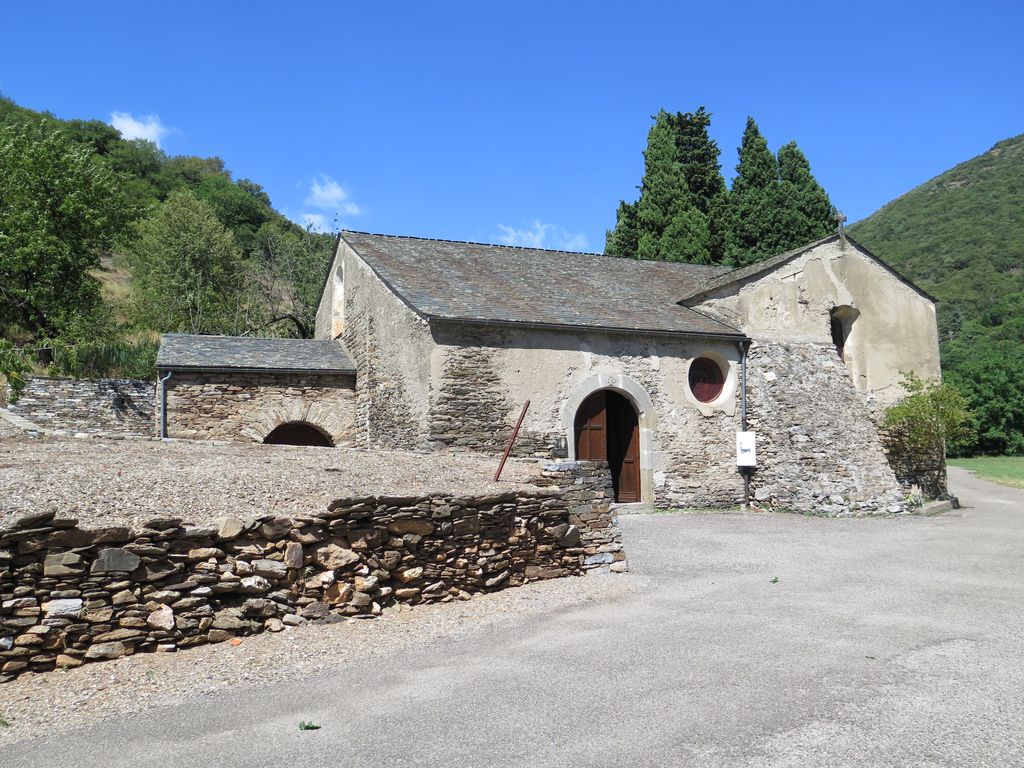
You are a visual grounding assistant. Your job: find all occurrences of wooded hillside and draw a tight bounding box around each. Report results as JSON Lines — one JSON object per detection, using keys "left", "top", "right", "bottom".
{"left": 0, "top": 96, "right": 334, "bottom": 382}
{"left": 851, "top": 135, "right": 1024, "bottom": 454}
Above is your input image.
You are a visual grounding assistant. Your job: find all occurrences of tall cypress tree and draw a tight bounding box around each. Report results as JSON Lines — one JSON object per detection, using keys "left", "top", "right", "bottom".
{"left": 666, "top": 107, "right": 725, "bottom": 213}
{"left": 606, "top": 108, "right": 723, "bottom": 263}
{"left": 777, "top": 141, "right": 834, "bottom": 245}
{"left": 605, "top": 200, "right": 638, "bottom": 258}
{"left": 634, "top": 111, "right": 702, "bottom": 261}
{"left": 726, "top": 117, "right": 786, "bottom": 266}
{"left": 607, "top": 110, "right": 836, "bottom": 267}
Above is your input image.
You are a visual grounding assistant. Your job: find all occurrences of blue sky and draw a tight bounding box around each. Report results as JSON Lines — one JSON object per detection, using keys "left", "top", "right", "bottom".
{"left": 3, "top": 1, "right": 1022, "bottom": 251}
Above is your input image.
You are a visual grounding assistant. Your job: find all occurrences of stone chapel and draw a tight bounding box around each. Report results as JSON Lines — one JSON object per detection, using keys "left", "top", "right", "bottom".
{"left": 156, "top": 231, "right": 942, "bottom": 513}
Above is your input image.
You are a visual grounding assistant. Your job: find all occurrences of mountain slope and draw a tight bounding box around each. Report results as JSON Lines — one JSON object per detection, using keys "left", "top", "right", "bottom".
{"left": 850, "top": 134, "right": 1024, "bottom": 344}
{"left": 850, "top": 134, "right": 1024, "bottom": 454}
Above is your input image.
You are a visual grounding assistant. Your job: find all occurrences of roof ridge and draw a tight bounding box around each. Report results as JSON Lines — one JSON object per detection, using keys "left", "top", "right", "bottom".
{"left": 341, "top": 230, "right": 607, "bottom": 257}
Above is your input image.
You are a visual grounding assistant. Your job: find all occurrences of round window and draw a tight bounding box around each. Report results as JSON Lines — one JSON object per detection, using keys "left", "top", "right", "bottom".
{"left": 689, "top": 358, "right": 725, "bottom": 403}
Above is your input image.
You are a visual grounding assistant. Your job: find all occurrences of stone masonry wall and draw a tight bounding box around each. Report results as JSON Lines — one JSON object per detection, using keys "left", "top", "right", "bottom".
{"left": 339, "top": 248, "right": 434, "bottom": 451}
{"left": 7, "top": 376, "right": 154, "bottom": 436}
{"left": 0, "top": 461, "right": 621, "bottom": 682}
{"left": 745, "top": 342, "right": 909, "bottom": 514}
{"left": 165, "top": 371, "right": 356, "bottom": 445}
{"left": 429, "top": 344, "right": 562, "bottom": 457}
{"left": 427, "top": 325, "right": 746, "bottom": 509}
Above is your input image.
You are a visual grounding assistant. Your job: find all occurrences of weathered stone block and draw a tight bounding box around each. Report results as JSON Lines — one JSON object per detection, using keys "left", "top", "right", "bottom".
{"left": 91, "top": 547, "right": 142, "bottom": 574}
{"left": 43, "top": 551, "right": 84, "bottom": 577}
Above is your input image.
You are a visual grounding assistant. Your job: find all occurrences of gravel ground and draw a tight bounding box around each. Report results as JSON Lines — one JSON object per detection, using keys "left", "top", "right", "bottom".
{"left": 0, "top": 418, "right": 19, "bottom": 439}
{"left": 0, "top": 571, "right": 637, "bottom": 746}
{"left": 0, "top": 434, "right": 542, "bottom": 529}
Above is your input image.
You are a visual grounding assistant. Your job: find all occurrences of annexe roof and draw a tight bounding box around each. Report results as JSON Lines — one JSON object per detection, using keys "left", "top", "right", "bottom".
{"left": 157, "top": 334, "right": 355, "bottom": 374}
{"left": 339, "top": 232, "right": 744, "bottom": 338}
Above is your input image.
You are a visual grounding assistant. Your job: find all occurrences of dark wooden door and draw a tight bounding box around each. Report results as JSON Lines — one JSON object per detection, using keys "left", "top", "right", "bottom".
{"left": 574, "top": 390, "right": 607, "bottom": 463}
{"left": 574, "top": 390, "right": 640, "bottom": 503}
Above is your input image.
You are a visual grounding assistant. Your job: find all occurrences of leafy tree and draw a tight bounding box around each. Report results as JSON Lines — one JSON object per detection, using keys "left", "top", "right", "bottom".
{"left": 127, "top": 189, "right": 249, "bottom": 335}
{"left": 0, "top": 120, "right": 130, "bottom": 338}
{"left": 105, "top": 139, "right": 168, "bottom": 207}
{"left": 61, "top": 119, "right": 122, "bottom": 156}
{"left": 159, "top": 155, "right": 227, "bottom": 189}
{"left": 251, "top": 224, "right": 335, "bottom": 338}
{"left": 193, "top": 175, "right": 271, "bottom": 254}
{"left": 0, "top": 340, "right": 33, "bottom": 402}
{"left": 885, "top": 373, "right": 976, "bottom": 466}
{"left": 943, "top": 341, "right": 1024, "bottom": 455}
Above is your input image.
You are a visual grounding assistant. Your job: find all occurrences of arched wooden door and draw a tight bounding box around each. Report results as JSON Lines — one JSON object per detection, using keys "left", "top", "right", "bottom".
{"left": 574, "top": 390, "right": 640, "bottom": 503}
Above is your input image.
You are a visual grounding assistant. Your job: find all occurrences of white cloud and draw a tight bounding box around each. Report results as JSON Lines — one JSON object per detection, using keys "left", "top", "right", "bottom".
{"left": 305, "top": 174, "right": 361, "bottom": 216}
{"left": 496, "top": 220, "right": 589, "bottom": 252}
{"left": 109, "top": 112, "right": 169, "bottom": 147}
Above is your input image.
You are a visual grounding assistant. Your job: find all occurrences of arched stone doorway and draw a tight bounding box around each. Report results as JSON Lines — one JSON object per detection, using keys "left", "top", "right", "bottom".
{"left": 574, "top": 390, "right": 642, "bottom": 503}
{"left": 562, "top": 372, "right": 656, "bottom": 504}
{"left": 263, "top": 421, "right": 334, "bottom": 447}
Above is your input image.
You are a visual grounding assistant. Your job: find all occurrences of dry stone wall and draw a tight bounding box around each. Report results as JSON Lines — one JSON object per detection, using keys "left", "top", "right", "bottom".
{"left": 0, "top": 460, "right": 621, "bottom": 681}
{"left": 7, "top": 376, "right": 153, "bottom": 436}
{"left": 165, "top": 371, "right": 356, "bottom": 445}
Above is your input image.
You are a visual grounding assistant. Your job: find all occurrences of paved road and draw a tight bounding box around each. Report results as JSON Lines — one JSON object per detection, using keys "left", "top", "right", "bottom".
{"left": 8, "top": 468, "right": 1024, "bottom": 767}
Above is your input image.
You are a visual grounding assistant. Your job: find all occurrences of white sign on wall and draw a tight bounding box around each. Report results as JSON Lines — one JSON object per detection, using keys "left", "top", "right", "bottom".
{"left": 736, "top": 431, "right": 757, "bottom": 467}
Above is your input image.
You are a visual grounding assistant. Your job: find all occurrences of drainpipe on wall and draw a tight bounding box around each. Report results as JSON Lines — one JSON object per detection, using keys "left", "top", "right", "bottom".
{"left": 158, "top": 370, "right": 173, "bottom": 439}
{"left": 740, "top": 340, "right": 750, "bottom": 431}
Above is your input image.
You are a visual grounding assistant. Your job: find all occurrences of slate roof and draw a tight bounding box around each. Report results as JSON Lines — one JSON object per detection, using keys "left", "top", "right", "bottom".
{"left": 157, "top": 334, "right": 355, "bottom": 374}
{"left": 339, "top": 232, "right": 744, "bottom": 338}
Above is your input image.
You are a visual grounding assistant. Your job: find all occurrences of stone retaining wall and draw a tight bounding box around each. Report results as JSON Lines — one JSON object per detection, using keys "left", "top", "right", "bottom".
{"left": 0, "top": 460, "right": 621, "bottom": 681}
{"left": 165, "top": 371, "right": 357, "bottom": 445}
{"left": 7, "top": 376, "right": 154, "bottom": 436}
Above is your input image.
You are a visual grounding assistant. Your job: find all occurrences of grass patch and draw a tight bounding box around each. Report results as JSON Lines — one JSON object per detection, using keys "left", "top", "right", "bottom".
{"left": 948, "top": 456, "right": 1024, "bottom": 489}
{"left": 0, "top": 710, "right": 9, "bottom": 727}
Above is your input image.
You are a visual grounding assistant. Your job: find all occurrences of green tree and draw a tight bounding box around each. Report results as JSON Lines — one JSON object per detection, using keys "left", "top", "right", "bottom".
{"left": 725, "top": 117, "right": 784, "bottom": 266}
{"left": 127, "top": 189, "right": 248, "bottom": 334}
{"left": 0, "top": 339, "right": 33, "bottom": 402}
{"left": 607, "top": 108, "right": 724, "bottom": 263}
{"left": 251, "top": 224, "right": 335, "bottom": 337}
{"left": 635, "top": 111, "right": 697, "bottom": 261}
{"left": 62, "top": 119, "right": 123, "bottom": 156}
{"left": 605, "top": 200, "right": 639, "bottom": 258}
{"left": 193, "top": 175, "right": 271, "bottom": 254}
{"left": 0, "top": 120, "right": 129, "bottom": 338}
{"left": 884, "top": 373, "right": 977, "bottom": 460}
{"left": 777, "top": 141, "right": 834, "bottom": 246}
{"left": 666, "top": 107, "right": 726, "bottom": 213}
{"left": 943, "top": 341, "right": 1024, "bottom": 455}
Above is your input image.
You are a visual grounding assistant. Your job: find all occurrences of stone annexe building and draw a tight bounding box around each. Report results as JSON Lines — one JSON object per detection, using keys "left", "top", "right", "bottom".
{"left": 157, "top": 231, "right": 941, "bottom": 513}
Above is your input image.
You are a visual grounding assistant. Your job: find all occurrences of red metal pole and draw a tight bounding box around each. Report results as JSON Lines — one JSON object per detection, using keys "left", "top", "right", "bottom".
{"left": 494, "top": 400, "right": 530, "bottom": 481}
